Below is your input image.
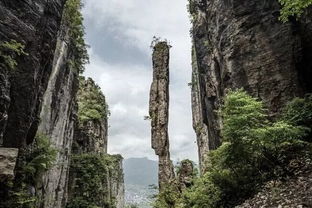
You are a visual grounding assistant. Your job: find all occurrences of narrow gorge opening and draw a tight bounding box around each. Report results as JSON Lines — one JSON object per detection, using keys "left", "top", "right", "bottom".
{"left": 81, "top": 1, "right": 198, "bottom": 207}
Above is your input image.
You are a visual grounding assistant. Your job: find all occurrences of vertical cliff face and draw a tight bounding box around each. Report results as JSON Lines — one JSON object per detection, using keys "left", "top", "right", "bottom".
{"left": 0, "top": 0, "right": 67, "bottom": 148}
{"left": 149, "top": 41, "right": 175, "bottom": 190}
{"left": 0, "top": 1, "right": 125, "bottom": 207}
{"left": 68, "top": 77, "right": 124, "bottom": 208}
{"left": 190, "top": 0, "right": 312, "bottom": 171}
{"left": 73, "top": 77, "right": 108, "bottom": 154}
{"left": 35, "top": 22, "right": 79, "bottom": 208}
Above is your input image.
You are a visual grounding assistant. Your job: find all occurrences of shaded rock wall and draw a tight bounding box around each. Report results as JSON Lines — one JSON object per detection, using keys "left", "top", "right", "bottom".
{"left": 0, "top": 0, "right": 67, "bottom": 148}
{"left": 149, "top": 41, "right": 175, "bottom": 189}
{"left": 190, "top": 0, "right": 312, "bottom": 171}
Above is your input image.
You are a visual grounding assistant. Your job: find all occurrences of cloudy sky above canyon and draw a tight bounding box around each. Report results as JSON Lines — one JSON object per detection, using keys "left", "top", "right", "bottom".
{"left": 82, "top": 0, "right": 197, "bottom": 162}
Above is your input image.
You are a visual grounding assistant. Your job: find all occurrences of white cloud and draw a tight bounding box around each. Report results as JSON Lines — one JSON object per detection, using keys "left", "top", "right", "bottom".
{"left": 82, "top": 0, "right": 198, "bottom": 162}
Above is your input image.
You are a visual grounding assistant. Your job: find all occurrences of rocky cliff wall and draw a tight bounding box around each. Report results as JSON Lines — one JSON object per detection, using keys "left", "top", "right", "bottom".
{"left": 0, "top": 0, "right": 67, "bottom": 148}
{"left": 68, "top": 77, "right": 124, "bottom": 208}
{"left": 190, "top": 0, "right": 312, "bottom": 171}
{"left": 73, "top": 77, "right": 108, "bottom": 154}
{"left": 36, "top": 21, "right": 79, "bottom": 208}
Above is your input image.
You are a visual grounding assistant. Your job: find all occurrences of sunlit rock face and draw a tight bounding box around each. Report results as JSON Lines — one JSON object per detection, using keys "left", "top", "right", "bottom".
{"left": 149, "top": 41, "right": 175, "bottom": 190}
{"left": 0, "top": 0, "right": 66, "bottom": 148}
{"left": 36, "top": 20, "right": 79, "bottom": 208}
{"left": 190, "top": 0, "right": 312, "bottom": 171}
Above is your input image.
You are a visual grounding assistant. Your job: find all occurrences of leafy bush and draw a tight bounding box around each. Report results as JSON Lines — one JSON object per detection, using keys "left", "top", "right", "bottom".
{"left": 153, "top": 183, "right": 183, "bottom": 208}
{"left": 181, "top": 90, "right": 312, "bottom": 208}
{"left": 0, "top": 40, "right": 27, "bottom": 70}
{"left": 23, "top": 133, "right": 57, "bottom": 180}
{"left": 279, "top": 0, "right": 312, "bottom": 22}
{"left": 282, "top": 94, "right": 312, "bottom": 141}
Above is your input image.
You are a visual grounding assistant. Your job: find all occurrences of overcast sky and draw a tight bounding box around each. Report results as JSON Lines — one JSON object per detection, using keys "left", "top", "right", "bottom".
{"left": 82, "top": 0, "right": 197, "bottom": 162}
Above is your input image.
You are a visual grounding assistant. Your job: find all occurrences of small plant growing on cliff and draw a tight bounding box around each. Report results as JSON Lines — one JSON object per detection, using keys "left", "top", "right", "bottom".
{"left": 23, "top": 133, "right": 57, "bottom": 180}
{"left": 63, "top": 0, "right": 89, "bottom": 73}
{"left": 279, "top": 0, "right": 312, "bottom": 22}
{"left": 0, "top": 40, "right": 28, "bottom": 70}
{"left": 150, "top": 36, "right": 172, "bottom": 50}
{"left": 4, "top": 133, "right": 56, "bottom": 208}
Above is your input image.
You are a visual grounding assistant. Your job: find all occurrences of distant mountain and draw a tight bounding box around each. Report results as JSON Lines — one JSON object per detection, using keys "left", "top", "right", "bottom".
{"left": 123, "top": 157, "right": 158, "bottom": 186}
{"left": 123, "top": 157, "right": 158, "bottom": 207}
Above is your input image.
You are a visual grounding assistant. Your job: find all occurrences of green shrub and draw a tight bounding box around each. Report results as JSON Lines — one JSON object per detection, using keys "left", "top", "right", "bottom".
{"left": 282, "top": 94, "right": 312, "bottom": 141}
{"left": 279, "top": 0, "right": 312, "bottom": 22}
{"left": 23, "top": 133, "right": 57, "bottom": 180}
{"left": 180, "top": 90, "right": 312, "bottom": 208}
{"left": 0, "top": 40, "right": 27, "bottom": 70}
{"left": 153, "top": 183, "right": 183, "bottom": 208}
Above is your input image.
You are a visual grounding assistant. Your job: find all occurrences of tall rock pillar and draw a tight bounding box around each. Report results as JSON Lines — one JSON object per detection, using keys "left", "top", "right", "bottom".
{"left": 149, "top": 41, "right": 175, "bottom": 190}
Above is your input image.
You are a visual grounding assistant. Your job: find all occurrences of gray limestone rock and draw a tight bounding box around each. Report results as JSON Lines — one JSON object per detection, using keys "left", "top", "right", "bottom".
{"left": 149, "top": 41, "right": 175, "bottom": 190}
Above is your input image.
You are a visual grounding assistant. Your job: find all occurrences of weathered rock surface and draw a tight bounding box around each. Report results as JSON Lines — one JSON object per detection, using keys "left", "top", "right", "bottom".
{"left": 0, "top": 148, "right": 18, "bottom": 182}
{"left": 36, "top": 22, "right": 79, "bottom": 208}
{"left": 177, "top": 160, "right": 194, "bottom": 191}
{"left": 0, "top": 0, "right": 66, "bottom": 148}
{"left": 190, "top": 0, "right": 312, "bottom": 171}
{"left": 149, "top": 41, "right": 175, "bottom": 190}
{"left": 237, "top": 171, "right": 312, "bottom": 208}
{"left": 73, "top": 77, "right": 108, "bottom": 154}
{"left": 109, "top": 155, "right": 125, "bottom": 208}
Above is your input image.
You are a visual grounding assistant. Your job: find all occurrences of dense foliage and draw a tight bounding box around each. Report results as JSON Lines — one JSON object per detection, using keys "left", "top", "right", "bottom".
{"left": 282, "top": 94, "right": 312, "bottom": 141}
{"left": 3, "top": 133, "right": 57, "bottom": 208}
{"left": 154, "top": 90, "right": 312, "bottom": 208}
{"left": 279, "top": 0, "right": 312, "bottom": 22}
{"left": 66, "top": 154, "right": 123, "bottom": 208}
{"left": 63, "top": 0, "right": 89, "bottom": 73}
{"left": 77, "top": 77, "right": 109, "bottom": 123}
{"left": 0, "top": 40, "right": 27, "bottom": 70}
